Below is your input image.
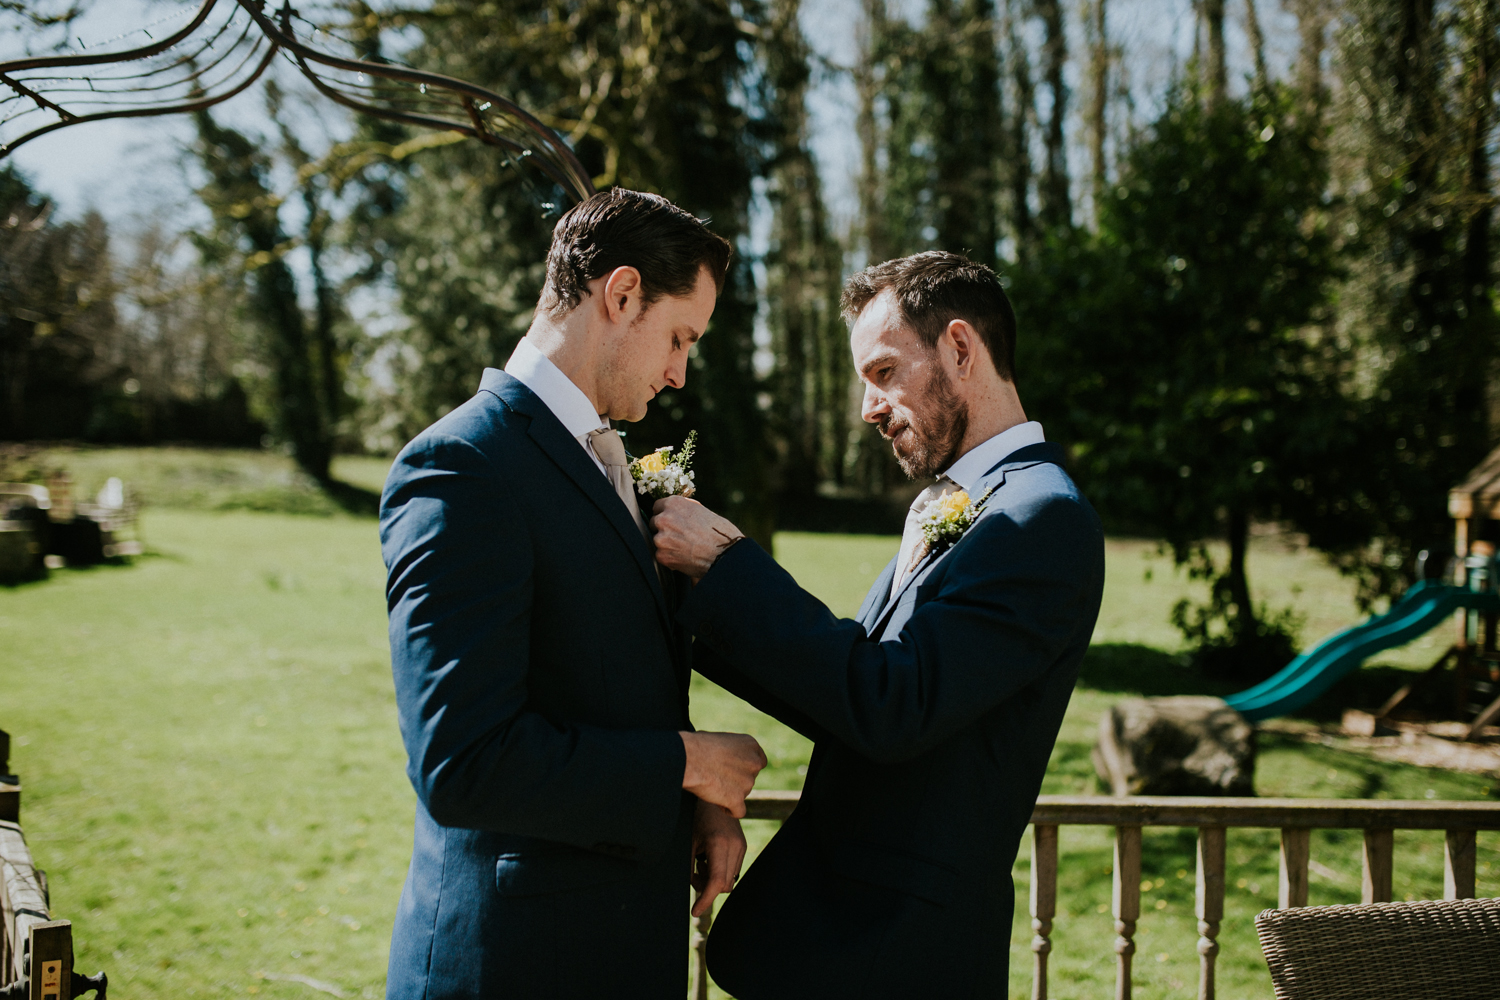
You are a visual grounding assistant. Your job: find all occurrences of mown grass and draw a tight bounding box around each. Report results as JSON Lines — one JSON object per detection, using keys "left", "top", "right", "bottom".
{"left": 2, "top": 447, "right": 1495, "bottom": 999}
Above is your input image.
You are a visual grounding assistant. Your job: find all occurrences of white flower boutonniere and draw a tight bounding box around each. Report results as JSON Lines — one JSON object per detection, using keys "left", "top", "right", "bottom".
{"left": 915, "top": 485, "right": 997, "bottom": 558}
{"left": 630, "top": 431, "right": 697, "bottom": 500}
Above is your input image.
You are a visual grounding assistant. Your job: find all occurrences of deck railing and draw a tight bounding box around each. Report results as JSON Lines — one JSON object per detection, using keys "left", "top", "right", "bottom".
{"left": 684, "top": 792, "right": 1500, "bottom": 1000}
{"left": 0, "top": 748, "right": 106, "bottom": 998}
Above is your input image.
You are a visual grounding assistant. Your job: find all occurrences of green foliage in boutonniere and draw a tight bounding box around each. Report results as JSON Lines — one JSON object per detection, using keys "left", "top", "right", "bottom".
{"left": 629, "top": 431, "right": 697, "bottom": 499}
{"left": 916, "top": 485, "right": 998, "bottom": 557}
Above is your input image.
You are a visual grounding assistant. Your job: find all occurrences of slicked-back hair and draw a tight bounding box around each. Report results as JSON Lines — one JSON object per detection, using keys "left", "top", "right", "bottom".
{"left": 540, "top": 188, "right": 732, "bottom": 318}
{"left": 841, "top": 251, "right": 1018, "bottom": 381}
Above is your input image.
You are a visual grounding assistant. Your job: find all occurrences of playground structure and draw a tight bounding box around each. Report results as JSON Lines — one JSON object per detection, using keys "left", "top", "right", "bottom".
{"left": 1226, "top": 445, "right": 1500, "bottom": 739}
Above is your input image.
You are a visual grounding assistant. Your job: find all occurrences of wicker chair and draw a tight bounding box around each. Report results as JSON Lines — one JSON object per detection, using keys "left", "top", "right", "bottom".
{"left": 1255, "top": 896, "right": 1500, "bottom": 999}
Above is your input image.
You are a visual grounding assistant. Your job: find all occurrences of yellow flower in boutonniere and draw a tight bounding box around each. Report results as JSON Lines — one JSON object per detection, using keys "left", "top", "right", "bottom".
{"left": 635, "top": 450, "right": 669, "bottom": 475}
{"left": 629, "top": 431, "right": 697, "bottom": 499}
{"left": 916, "top": 485, "right": 997, "bottom": 556}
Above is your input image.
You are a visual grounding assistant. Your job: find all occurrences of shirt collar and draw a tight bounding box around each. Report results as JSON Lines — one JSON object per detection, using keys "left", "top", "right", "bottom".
{"left": 503, "top": 337, "right": 608, "bottom": 439}
{"left": 941, "top": 421, "right": 1046, "bottom": 491}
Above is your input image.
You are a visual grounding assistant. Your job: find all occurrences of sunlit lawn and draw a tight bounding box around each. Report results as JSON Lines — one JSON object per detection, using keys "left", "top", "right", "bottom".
{"left": 2, "top": 447, "right": 1495, "bottom": 998}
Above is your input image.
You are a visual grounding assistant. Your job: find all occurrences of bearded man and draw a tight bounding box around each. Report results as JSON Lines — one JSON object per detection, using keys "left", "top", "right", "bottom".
{"left": 652, "top": 251, "right": 1105, "bottom": 998}
{"left": 381, "top": 189, "right": 766, "bottom": 999}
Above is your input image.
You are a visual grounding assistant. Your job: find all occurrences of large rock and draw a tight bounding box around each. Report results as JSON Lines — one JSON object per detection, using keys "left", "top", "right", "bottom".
{"left": 1093, "top": 696, "right": 1255, "bottom": 796}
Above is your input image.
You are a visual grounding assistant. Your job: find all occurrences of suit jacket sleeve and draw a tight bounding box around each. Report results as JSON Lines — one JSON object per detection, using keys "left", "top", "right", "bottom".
{"left": 678, "top": 493, "right": 1102, "bottom": 764}
{"left": 382, "top": 433, "right": 686, "bottom": 859}
{"left": 692, "top": 640, "right": 834, "bottom": 745}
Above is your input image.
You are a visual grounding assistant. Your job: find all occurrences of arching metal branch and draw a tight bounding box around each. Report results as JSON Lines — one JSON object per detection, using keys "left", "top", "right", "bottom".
{"left": 0, "top": 0, "right": 595, "bottom": 203}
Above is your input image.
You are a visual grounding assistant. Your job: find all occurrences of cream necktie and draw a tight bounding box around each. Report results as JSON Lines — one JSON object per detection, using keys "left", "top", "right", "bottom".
{"left": 586, "top": 427, "right": 652, "bottom": 545}
{"left": 892, "top": 476, "right": 959, "bottom": 594}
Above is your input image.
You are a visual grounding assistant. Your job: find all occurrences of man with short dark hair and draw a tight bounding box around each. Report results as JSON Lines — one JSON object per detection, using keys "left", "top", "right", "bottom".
{"left": 381, "top": 188, "right": 767, "bottom": 999}
{"left": 653, "top": 250, "right": 1105, "bottom": 998}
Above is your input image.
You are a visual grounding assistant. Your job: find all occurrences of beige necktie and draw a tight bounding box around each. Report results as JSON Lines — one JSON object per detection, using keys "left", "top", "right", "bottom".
{"left": 892, "top": 476, "right": 959, "bottom": 594}
{"left": 587, "top": 427, "right": 652, "bottom": 545}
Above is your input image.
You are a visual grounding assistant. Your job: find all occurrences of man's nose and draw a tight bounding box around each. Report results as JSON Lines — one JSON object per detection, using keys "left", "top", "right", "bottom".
{"left": 861, "top": 383, "right": 889, "bottom": 424}
{"left": 664, "top": 358, "right": 686, "bottom": 390}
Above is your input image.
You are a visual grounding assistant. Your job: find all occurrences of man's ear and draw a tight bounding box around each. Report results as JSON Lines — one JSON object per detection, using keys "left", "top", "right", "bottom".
{"left": 602, "top": 266, "right": 644, "bottom": 324}
{"left": 945, "top": 319, "right": 979, "bottom": 380}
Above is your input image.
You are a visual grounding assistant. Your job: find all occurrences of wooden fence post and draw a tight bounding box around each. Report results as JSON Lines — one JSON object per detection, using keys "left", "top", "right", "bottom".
{"left": 1362, "top": 829, "right": 1394, "bottom": 904}
{"left": 1278, "top": 828, "right": 1310, "bottom": 908}
{"left": 1443, "top": 829, "right": 1476, "bottom": 900}
{"left": 1195, "top": 826, "right": 1225, "bottom": 1000}
{"left": 27, "top": 920, "right": 70, "bottom": 1000}
{"left": 688, "top": 908, "right": 712, "bottom": 1000}
{"left": 1112, "top": 826, "right": 1141, "bottom": 1000}
{"left": 1030, "top": 824, "right": 1058, "bottom": 1000}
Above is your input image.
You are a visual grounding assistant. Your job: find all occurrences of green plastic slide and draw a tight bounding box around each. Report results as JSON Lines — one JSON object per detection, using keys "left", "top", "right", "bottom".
{"left": 1224, "top": 581, "right": 1499, "bottom": 721}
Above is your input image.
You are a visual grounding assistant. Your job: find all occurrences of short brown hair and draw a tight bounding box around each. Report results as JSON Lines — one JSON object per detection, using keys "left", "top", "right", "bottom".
{"left": 841, "top": 251, "right": 1018, "bottom": 381}
{"left": 540, "top": 188, "right": 733, "bottom": 317}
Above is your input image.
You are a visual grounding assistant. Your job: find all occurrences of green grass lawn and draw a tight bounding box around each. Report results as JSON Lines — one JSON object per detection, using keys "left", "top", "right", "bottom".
{"left": 2, "top": 447, "right": 1496, "bottom": 998}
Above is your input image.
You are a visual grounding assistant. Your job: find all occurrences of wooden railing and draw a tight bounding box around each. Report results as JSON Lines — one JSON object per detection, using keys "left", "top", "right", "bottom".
{"left": 0, "top": 738, "right": 106, "bottom": 998}
{"left": 685, "top": 792, "right": 1500, "bottom": 1000}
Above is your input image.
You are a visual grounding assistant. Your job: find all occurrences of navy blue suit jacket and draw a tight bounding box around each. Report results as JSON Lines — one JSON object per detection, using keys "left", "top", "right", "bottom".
{"left": 380, "top": 369, "right": 695, "bottom": 999}
{"left": 682, "top": 442, "right": 1104, "bottom": 999}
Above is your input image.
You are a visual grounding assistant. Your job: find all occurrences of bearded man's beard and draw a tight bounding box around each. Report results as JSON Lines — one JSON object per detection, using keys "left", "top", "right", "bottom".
{"left": 878, "top": 365, "right": 969, "bottom": 479}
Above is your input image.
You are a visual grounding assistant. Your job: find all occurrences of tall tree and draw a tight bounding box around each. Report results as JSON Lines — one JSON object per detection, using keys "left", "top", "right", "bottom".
{"left": 1003, "top": 0, "right": 1037, "bottom": 248}
{"left": 1036, "top": 0, "right": 1071, "bottom": 231}
{"left": 856, "top": 0, "right": 893, "bottom": 264}
{"left": 378, "top": 0, "right": 775, "bottom": 540}
{"left": 0, "top": 167, "right": 116, "bottom": 440}
{"left": 1087, "top": 0, "right": 1110, "bottom": 210}
{"left": 1203, "top": 0, "right": 1228, "bottom": 106}
{"left": 1311, "top": 0, "right": 1499, "bottom": 604}
{"left": 1025, "top": 89, "right": 1343, "bottom": 678}
{"left": 193, "top": 110, "right": 332, "bottom": 482}
{"left": 764, "top": 0, "right": 850, "bottom": 499}
{"left": 923, "top": 0, "right": 1004, "bottom": 265}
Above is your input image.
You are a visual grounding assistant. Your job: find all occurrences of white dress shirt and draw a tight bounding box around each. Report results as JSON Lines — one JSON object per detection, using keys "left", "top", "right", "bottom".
{"left": 503, "top": 337, "right": 610, "bottom": 477}
{"left": 890, "top": 421, "right": 1047, "bottom": 596}
{"left": 940, "top": 420, "right": 1046, "bottom": 492}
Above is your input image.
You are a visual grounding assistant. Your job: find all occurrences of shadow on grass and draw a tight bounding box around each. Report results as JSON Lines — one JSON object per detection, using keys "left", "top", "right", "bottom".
{"left": 1078, "top": 643, "right": 1239, "bottom": 698}
{"left": 322, "top": 478, "right": 382, "bottom": 518}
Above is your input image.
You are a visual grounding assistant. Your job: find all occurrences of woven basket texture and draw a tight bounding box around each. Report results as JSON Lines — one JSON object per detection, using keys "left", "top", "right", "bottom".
{"left": 1255, "top": 896, "right": 1500, "bottom": 1000}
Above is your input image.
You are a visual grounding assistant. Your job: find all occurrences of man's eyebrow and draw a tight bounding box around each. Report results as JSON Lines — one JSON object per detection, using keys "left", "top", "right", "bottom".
{"left": 859, "top": 352, "right": 898, "bottom": 378}
{"left": 678, "top": 326, "right": 703, "bottom": 343}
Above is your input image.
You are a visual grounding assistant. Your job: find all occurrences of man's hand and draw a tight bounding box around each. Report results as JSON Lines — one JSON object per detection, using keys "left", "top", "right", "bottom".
{"left": 651, "top": 496, "right": 745, "bottom": 580}
{"left": 679, "top": 731, "right": 766, "bottom": 818}
{"left": 690, "top": 798, "right": 747, "bottom": 918}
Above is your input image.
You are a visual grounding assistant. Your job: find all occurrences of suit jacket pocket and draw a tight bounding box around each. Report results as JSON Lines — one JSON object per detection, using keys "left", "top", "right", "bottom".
{"left": 829, "top": 839, "right": 959, "bottom": 905}
{"left": 495, "top": 839, "right": 639, "bottom": 898}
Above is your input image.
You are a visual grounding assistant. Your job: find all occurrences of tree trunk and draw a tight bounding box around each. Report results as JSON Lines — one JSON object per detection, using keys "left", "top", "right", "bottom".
{"left": 1004, "top": 0, "right": 1036, "bottom": 249}
{"left": 1088, "top": 0, "right": 1109, "bottom": 216}
{"left": 1291, "top": 0, "right": 1330, "bottom": 116}
{"left": 194, "top": 110, "right": 331, "bottom": 484}
{"left": 1225, "top": 507, "right": 1258, "bottom": 636}
{"left": 928, "top": 0, "right": 1003, "bottom": 266}
{"left": 1244, "top": 0, "right": 1269, "bottom": 92}
{"left": 1204, "top": 0, "right": 1227, "bottom": 107}
{"left": 1037, "top": 0, "right": 1070, "bottom": 231}
{"left": 1460, "top": 0, "right": 1498, "bottom": 435}
{"left": 857, "top": 0, "right": 891, "bottom": 263}
{"left": 303, "top": 186, "right": 343, "bottom": 439}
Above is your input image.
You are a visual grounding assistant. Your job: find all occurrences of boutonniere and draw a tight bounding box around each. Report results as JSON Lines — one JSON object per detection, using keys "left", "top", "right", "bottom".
{"left": 916, "top": 485, "right": 997, "bottom": 558}
{"left": 630, "top": 430, "right": 697, "bottom": 499}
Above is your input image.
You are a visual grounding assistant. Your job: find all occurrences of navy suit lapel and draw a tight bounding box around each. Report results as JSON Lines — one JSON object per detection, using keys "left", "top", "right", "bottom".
{"left": 479, "top": 370, "right": 671, "bottom": 628}
{"left": 867, "top": 442, "right": 1066, "bottom": 637}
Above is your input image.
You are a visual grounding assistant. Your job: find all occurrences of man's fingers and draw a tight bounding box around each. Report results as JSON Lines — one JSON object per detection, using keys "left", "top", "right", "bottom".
{"left": 692, "top": 842, "right": 734, "bottom": 917}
